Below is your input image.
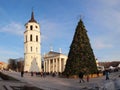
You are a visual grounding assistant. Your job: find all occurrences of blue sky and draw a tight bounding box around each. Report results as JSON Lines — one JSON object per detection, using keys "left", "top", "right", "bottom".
{"left": 0, "top": 0, "right": 120, "bottom": 63}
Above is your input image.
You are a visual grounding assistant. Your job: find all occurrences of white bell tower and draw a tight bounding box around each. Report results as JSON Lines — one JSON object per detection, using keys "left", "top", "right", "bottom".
{"left": 24, "top": 11, "right": 41, "bottom": 72}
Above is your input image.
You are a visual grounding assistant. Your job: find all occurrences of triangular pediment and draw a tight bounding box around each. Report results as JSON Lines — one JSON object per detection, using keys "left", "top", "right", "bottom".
{"left": 44, "top": 51, "right": 60, "bottom": 58}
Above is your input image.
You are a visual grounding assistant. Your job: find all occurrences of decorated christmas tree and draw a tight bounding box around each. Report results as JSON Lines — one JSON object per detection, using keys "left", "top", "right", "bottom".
{"left": 64, "top": 19, "right": 97, "bottom": 76}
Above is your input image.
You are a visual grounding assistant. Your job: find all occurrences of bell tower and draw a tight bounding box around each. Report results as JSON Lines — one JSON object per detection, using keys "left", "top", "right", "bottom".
{"left": 24, "top": 11, "right": 41, "bottom": 72}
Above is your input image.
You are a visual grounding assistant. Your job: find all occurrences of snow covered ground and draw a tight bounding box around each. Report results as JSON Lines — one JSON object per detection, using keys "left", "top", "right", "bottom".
{"left": 1, "top": 71, "right": 120, "bottom": 90}
{"left": 82, "top": 71, "right": 120, "bottom": 90}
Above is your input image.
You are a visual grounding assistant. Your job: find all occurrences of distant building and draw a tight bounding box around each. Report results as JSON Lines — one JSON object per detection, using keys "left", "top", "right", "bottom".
{"left": 118, "top": 64, "right": 120, "bottom": 68}
{"left": 0, "top": 62, "right": 8, "bottom": 70}
{"left": 97, "top": 66, "right": 105, "bottom": 71}
{"left": 24, "top": 11, "right": 42, "bottom": 72}
{"left": 96, "top": 59, "right": 99, "bottom": 66}
{"left": 98, "top": 61, "right": 120, "bottom": 68}
{"left": 43, "top": 51, "right": 68, "bottom": 73}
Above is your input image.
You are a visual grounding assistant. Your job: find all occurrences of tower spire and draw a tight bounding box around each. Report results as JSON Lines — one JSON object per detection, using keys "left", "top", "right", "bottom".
{"left": 28, "top": 10, "right": 37, "bottom": 23}
{"left": 31, "top": 11, "right": 34, "bottom": 20}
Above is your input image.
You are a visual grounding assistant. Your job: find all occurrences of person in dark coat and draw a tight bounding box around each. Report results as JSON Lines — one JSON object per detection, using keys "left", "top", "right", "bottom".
{"left": 79, "top": 71, "right": 85, "bottom": 83}
{"left": 105, "top": 70, "right": 109, "bottom": 80}
{"left": 31, "top": 71, "right": 33, "bottom": 76}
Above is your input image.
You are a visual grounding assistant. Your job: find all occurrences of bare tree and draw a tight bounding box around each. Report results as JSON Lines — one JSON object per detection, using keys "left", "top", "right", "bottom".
{"left": 8, "top": 59, "right": 17, "bottom": 71}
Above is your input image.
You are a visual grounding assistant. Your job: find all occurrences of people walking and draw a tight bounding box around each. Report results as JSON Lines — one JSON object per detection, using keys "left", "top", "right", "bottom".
{"left": 31, "top": 71, "right": 33, "bottom": 76}
{"left": 96, "top": 70, "right": 99, "bottom": 77}
{"left": 21, "top": 71, "right": 24, "bottom": 77}
{"left": 105, "top": 70, "right": 109, "bottom": 80}
{"left": 79, "top": 71, "right": 85, "bottom": 83}
{"left": 86, "top": 74, "right": 89, "bottom": 82}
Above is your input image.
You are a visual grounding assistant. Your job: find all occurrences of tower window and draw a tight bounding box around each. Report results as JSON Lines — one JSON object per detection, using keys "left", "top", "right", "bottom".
{"left": 36, "top": 26, "right": 38, "bottom": 28}
{"left": 36, "top": 35, "right": 38, "bottom": 42}
{"left": 31, "top": 47, "right": 32, "bottom": 52}
{"left": 30, "top": 25, "right": 33, "bottom": 30}
{"left": 26, "top": 35, "right": 27, "bottom": 42}
{"left": 26, "top": 26, "right": 28, "bottom": 28}
{"left": 30, "top": 34, "right": 32, "bottom": 41}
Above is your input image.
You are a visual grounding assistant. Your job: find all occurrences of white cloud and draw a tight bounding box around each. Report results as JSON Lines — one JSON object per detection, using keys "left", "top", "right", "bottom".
{"left": 99, "top": 0, "right": 120, "bottom": 7}
{"left": 87, "top": 1, "right": 120, "bottom": 50}
{"left": 93, "top": 39, "right": 113, "bottom": 50}
{"left": 40, "top": 19, "right": 70, "bottom": 41}
{"left": 0, "top": 47, "right": 22, "bottom": 62}
{"left": 90, "top": 7, "right": 120, "bottom": 61}
{"left": 0, "top": 46, "right": 22, "bottom": 56}
{"left": 40, "top": 20, "right": 59, "bottom": 41}
{"left": 39, "top": 19, "right": 73, "bottom": 53}
{"left": 0, "top": 22, "right": 24, "bottom": 36}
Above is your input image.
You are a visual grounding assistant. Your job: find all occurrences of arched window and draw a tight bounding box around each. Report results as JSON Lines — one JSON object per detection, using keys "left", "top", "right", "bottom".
{"left": 30, "top": 34, "right": 32, "bottom": 41}
{"left": 30, "top": 25, "right": 33, "bottom": 30}
{"left": 36, "top": 35, "right": 38, "bottom": 42}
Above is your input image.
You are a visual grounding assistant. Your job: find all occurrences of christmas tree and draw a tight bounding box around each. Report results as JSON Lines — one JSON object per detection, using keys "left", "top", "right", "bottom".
{"left": 64, "top": 19, "right": 97, "bottom": 76}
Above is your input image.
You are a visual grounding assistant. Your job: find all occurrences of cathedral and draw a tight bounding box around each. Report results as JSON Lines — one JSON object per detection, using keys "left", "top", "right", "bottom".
{"left": 43, "top": 50, "right": 68, "bottom": 73}
{"left": 24, "top": 11, "right": 42, "bottom": 72}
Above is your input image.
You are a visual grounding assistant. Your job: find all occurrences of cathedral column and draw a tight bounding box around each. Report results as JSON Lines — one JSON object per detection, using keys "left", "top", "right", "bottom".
{"left": 55, "top": 58, "right": 57, "bottom": 72}
{"left": 48, "top": 59, "right": 50, "bottom": 73}
{"left": 62, "top": 59, "right": 64, "bottom": 72}
{"left": 59, "top": 58, "right": 61, "bottom": 72}
{"left": 46, "top": 60, "right": 48, "bottom": 72}
{"left": 53, "top": 59, "right": 54, "bottom": 72}
{"left": 61, "top": 59, "right": 63, "bottom": 72}
{"left": 45, "top": 60, "right": 47, "bottom": 72}
{"left": 63, "top": 59, "right": 66, "bottom": 71}
{"left": 44, "top": 60, "right": 45, "bottom": 72}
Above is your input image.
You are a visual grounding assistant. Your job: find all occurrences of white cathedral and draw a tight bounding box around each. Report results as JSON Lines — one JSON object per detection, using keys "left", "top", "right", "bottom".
{"left": 24, "top": 11, "right": 67, "bottom": 73}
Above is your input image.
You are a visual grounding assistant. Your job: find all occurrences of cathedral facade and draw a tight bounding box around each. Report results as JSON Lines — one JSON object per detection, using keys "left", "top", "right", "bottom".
{"left": 43, "top": 51, "right": 68, "bottom": 73}
{"left": 24, "top": 11, "right": 42, "bottom": 72}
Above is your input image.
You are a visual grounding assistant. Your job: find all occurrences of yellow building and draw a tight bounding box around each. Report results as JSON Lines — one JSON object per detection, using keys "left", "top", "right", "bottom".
{"left": 43, "top": 51, "right": 68, "bottom": 73}
{"left": 0, "top": 62, "right": 8, "bottom": 70}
